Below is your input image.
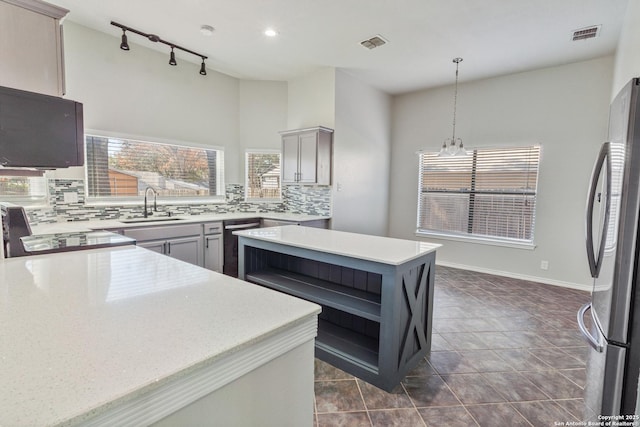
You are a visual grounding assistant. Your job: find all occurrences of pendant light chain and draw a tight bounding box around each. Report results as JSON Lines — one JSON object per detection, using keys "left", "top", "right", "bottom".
{"left": 452, "top": 58, "right": 462, "bottom": 141}
{"left": 439, "top": 57, "right": 467, "bottom": 156}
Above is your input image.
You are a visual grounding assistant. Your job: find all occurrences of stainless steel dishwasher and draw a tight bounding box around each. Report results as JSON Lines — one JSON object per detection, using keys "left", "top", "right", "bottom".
{"left": 222, "top": 218, "right": 261, "bottom": 277}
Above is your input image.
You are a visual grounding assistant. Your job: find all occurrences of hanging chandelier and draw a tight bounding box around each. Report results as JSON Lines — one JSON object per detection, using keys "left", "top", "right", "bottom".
{"left": 439, "top": 57, "right": 467, "bottom": 156}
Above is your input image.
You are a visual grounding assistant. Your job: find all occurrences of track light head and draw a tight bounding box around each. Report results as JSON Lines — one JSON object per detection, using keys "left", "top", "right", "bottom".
{"left": 169, "top": 47, "right": 177, "bottom": 66}
{"left": 200, "top": 59, "right": 207, "bottom": 76}
{"left": 120, "top": 30, "right": 130, "bottom": 51}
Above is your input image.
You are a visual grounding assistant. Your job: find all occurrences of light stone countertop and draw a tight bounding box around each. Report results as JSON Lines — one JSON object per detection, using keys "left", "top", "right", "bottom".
{"left": 30, "top": 213, "right": 331, "bottom": 235}
{"left": 0, "top": 246, "right": 320, "bottom": 426}
{"left": 235, "top": 225, "right": 441, "bottom": 265}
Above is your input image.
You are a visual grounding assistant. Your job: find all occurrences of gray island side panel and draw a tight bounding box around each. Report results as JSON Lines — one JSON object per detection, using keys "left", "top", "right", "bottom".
{"left": 237, "top": 231, "right": 437, "bottom": 392}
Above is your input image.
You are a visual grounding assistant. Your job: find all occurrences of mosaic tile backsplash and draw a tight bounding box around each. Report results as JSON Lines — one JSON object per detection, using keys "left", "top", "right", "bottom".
{"left": 26, "top": 179, "right": 332, "bottom": 225}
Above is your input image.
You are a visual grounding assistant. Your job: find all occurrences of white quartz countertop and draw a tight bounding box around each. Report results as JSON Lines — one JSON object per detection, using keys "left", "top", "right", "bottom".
{"left": 0, "top": 246, "right": 320, "bottom": 426}
{"left": 30, "top": 213, "right": 330, "bottom": 235}
{"left": 235, "top": 226, "right": 441, "bottom": 265}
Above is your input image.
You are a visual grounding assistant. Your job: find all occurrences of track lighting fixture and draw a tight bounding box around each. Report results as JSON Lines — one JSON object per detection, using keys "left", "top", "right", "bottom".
{"left": 111, "top": 21, "right": 208, "bottom": 76}
{"left": 120, "top": 29, "right": 129, "bottom": 51}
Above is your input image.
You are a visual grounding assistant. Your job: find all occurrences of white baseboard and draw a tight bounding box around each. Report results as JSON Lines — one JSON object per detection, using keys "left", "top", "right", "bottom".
{"left": 436, "top": 260, "right": 592, "bottom": 292}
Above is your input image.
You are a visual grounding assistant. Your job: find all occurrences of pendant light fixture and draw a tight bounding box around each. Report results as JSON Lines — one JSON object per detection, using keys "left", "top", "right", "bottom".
{"left": 439, "top": 57, "right": 467, "bottom": 156}
{"left": 111, "top": 21, "right": 208, "bottom": 76}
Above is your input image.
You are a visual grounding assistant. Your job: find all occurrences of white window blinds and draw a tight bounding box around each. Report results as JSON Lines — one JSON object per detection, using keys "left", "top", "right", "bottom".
{"left": 85, "top": 135, "right": 224, "bottom": 199}
{"left": 245, "top": 151, "right": 281, "bottom": 200}
{"left": 418, "top": 146, "right": 541, "bottom": 244}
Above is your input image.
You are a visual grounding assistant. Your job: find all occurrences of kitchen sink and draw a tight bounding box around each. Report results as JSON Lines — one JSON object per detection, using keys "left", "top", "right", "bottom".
{"left": 120, "top": 217, "right": 184, "bottom": 224}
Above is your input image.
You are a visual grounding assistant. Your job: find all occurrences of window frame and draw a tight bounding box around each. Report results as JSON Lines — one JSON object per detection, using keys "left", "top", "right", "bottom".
{"left": 244, "top": 149, "right": 282, "bottom": 202}
{"left": 84, "top": 131, "right": 225, "bottom": 205}
{"left": 416, "top": 145, "right": 541, "bottom": 250}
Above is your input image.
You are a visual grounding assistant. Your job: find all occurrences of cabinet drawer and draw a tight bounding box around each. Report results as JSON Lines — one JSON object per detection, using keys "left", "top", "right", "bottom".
{"left": 203, "top": 221, "right": 223, "bottom": 235}
{"left": 124, "top": 224, "right": 202, "bottom": 241}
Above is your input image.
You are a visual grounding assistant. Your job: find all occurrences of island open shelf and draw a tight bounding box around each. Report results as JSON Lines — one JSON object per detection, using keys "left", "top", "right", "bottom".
{"left": 237, "top": 226, "right": 440, "bottom": 392}
{"left": 246, "top": 265, "right": 382, "bottom": 322}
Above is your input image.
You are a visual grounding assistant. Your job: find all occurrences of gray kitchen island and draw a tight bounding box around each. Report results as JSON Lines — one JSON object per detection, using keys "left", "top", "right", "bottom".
{"left": 236, "top": 225, "right": 440, "bottom": 391}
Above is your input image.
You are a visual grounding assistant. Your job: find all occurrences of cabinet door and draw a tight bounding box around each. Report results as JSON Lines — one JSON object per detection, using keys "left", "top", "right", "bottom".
{"left": 282, "top": 134, "right": 300, "bottom": 183}
{"left": 204, "top": 234, "right": 223, "bottom": 272}
{"left": 297, "top": 132, "right": 318, "bottom": 183}
{"left": 167, "top": 235, "right": 203, "bottom": 266}
{"left": 0, "top": 2, "right": 65, "bottom": 96}
{"left": 138, "top": 240, "right": 166, "bottom": 254}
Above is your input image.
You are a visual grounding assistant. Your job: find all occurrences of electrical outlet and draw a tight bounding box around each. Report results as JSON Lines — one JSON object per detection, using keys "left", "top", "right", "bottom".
{"left": 540, "top": 260, "right": 549, "bottom": 270}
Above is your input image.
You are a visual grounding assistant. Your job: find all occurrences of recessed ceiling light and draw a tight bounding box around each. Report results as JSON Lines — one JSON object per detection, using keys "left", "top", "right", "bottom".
{"left": 264, "top": 28, "right": 278, "bottom": 37}
{"left": 200, "top": 25, "right": 214, "bottom": 36}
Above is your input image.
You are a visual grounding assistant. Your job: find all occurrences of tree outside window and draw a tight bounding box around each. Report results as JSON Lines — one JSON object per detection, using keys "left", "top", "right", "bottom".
{"left": 85, "top": 135, "right": 224, "bottom": 200}
{"left": 246, "top": 151, "right": 281, "bottom": 200}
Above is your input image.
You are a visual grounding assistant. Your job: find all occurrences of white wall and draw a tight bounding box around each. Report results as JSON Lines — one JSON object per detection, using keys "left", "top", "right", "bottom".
{"left": 285, "top": 68, "right": 391, "bottom": 235}
{"left": 287, "top": 68, "right": 335, "bottom": 129}
{"left": 612, "top": 0, "right": 640, "bottom": 97}
{"left": 389, "top": 56, "right": 614, "bottom": 289}
{"left": 238, "top": 80, "right": 288, "bottom": 183}
{"left": 53, "top": 22, "right": 241, "bottom": 182}
{"left": 332, "top": 70, "right": 391, "bottom": 236}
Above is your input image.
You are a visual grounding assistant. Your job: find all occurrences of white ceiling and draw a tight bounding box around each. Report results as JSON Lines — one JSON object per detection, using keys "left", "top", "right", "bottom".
{"left": 48, "top": 0, "right": 628, "bottom": 94}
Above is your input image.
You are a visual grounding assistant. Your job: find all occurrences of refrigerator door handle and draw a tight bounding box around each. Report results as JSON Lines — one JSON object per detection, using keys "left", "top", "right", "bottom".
{"left": 585, "top": 142, "right": 612, "bottom": 278}
{"left": 577, "top": 302, "right": 605, "bottom": 352}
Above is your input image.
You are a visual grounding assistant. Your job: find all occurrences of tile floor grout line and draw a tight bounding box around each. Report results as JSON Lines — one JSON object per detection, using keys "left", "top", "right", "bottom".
{"left": 508, "top": 401, "right": 537, "bottom": 427}
{"left": 353, "top": 378, "right": 374, "bottom": 427}
{"left": 399, "top": 379, "right": 428, "bottom": 427}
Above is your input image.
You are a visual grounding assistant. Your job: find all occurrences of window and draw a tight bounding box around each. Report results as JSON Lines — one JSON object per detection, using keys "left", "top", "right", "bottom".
{"left": 245, "top": 150, "right": 281, "bottom": 200}
{"left": 85, "top": 135, "right": 224, "bottom": 201}
{"left": 417, "top": 145, "right": 541, "bottom": 245}
{"left": 0, "top": 172, "right": 47, "bottom": 206}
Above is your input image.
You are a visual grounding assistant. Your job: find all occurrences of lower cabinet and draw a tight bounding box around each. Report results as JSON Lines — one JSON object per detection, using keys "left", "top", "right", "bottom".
{"left": 124, "top": 224, "right": 203, "bottom": 267}
{"left": 166, "top": 236, "right": 204, "bottom": 265}
{"left": 203, "top": 222, "right": 223, "bottom": 273}
{"left": 122, "top": 219, "right": 326, "bottom": 273}
{"left": 137, "top": 240, "right": 165, "bottom": 254}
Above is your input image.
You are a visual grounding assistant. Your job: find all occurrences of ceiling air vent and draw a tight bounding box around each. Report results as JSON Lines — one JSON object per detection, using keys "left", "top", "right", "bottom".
{"left": 360, "top": 35, "right": 388, "bottom": 50}
{"left": 572, "top": 25, "right": 601, "bottom": 41}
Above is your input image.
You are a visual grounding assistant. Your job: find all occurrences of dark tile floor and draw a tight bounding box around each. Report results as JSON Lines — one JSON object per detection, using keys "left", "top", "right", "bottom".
{"left": 313, "top": 266, "right": 591, "bottom": 426}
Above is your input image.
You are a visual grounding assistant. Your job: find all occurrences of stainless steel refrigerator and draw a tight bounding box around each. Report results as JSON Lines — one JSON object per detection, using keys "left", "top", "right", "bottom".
{"left": 579, "top": 77, "right": 640, "bottom": 419}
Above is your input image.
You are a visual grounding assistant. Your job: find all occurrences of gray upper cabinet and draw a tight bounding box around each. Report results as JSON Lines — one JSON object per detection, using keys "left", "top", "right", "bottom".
{"left": 0, "top": 0, "right": 68, "bottom": 96}
{"left": 281, "top": 126, "right": 333, "bottom": 185}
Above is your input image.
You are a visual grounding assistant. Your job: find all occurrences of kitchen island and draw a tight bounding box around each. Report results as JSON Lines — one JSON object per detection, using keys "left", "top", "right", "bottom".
{"left": 236, "top": 226, "right": 440, "bottom": 391}
{"left": 0, "top": 246, "right": 320, "bottom": 426}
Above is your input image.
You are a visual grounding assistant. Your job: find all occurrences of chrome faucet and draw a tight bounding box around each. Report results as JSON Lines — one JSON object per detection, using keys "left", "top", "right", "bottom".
{"left": 143, "top": 186, "right": 158, "bottom": 218}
